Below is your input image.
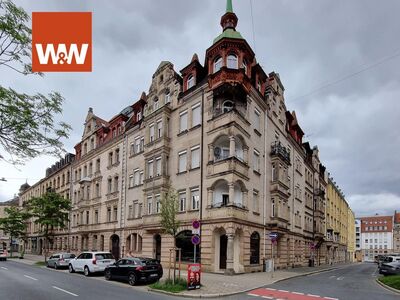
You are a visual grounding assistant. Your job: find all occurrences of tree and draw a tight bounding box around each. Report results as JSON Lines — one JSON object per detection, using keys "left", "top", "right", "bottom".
{"left": 0, "top": 206, "right": 29, "bottom": 258}
{"left": 160, "top": 187, "right": 181, "bottom": 282}
{"left": 0, "top": 0, "right": 71, "bottom": 164}
{"left": 26, "top": 192, "right": 71, "bottom": 261}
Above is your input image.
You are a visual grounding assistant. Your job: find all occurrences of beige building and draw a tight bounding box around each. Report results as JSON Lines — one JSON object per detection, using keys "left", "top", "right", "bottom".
{"left": 0, "top": 196, "right": 20, "bottom": 251}
{"left": 19, "top": 1, "right": 351, "bottom": 273}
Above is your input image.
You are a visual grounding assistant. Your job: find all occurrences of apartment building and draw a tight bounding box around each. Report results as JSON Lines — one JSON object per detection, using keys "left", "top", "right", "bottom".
{"left": 347, "top": 209, "right": 355, "bottom": 262}
{"left": 355, "top": 219, "right": 362, "bottom": 261}
{"left": 393, "top": 211, "right": 400, "bottom": 253}
{"left": 20, "top": 0, "right": 340, "bottom": 273}
{"left": 0, "top": 196, "right": 20, "bottom": 251}
{"left": 360, "top": 215, "right": 393, "bottom": 262}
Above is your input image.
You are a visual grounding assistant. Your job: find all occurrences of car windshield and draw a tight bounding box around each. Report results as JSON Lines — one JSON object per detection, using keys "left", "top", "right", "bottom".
{"left": 63, "top": 254, "right": 75, "bottom": 259}
{"left": 95, "top": 253, "right": 114, "bottom": 260}
{"left": 140, "top": 259, "right": 159, "bottom": 266}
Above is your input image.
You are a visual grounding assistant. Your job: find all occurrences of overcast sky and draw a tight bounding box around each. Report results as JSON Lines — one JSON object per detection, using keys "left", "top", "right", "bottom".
{"left": 1, "top": 0, "right": 399, "bottom": 217}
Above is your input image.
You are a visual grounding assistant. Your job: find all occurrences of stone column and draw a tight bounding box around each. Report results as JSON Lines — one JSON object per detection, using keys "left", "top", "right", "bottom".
{"left": 225, "top": 233, "right": 235, "bottom": 275}
{"left": 229, "top": 136, "right": 235, "bottom": 157}
{"left": 228, "top": 183, "right": 235, "bottom": 205}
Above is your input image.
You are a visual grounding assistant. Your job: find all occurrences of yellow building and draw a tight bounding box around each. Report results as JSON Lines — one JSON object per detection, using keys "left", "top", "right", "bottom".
{"left": 325, "top": 177, "right": 355, "bottom": 264}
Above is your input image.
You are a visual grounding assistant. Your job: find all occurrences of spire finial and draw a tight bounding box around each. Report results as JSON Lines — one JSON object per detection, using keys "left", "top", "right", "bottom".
{"left": 226, "top": 0, "right": 233, "bottom": 13}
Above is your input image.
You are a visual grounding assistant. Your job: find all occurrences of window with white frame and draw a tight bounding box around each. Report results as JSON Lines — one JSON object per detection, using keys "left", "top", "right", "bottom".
{"left": 128, "top": 205, "right": 133, "bottom": 219}
{"left": 254, "top": 108, "right": 261, "bottom": 132}
{"left": 191, "top": 146, "right": 200, "bottom": 169}
{"left": 214, "top": 56, "right": 222, "bottom": 73}
{"left": 147, "top": 160, "right": 154, "bottom": 178}
{"left": 253, "top": 190, "right": 259, "bottom": 213}
{"left": 192, "top": 103, "right": 201, "bottom": 127}
{"left": 133, "top": 169, "right": 139, "bottom": 186}
{"left": 191, "top": 188, "right": 200, "bottom": 210}
{"left": 129, "top": 175, "right": 133, "bottom": 188}
{"left": 155, "top": 194, "right": 161, "bottom": 213}
{"left": 137, "top": 111, "right": 142, "bottom": 121}
{"left": 227, "top": 54, "right": 238, "bottom": 69}
{"left": 253, "top": 150, "right": 260, "bottom": 172}
{"left": 135, "top": 137, "right": 141, "bottom": 153}
{"left": 179, "top": 111, "right": 188, "bottom": 132}
{"left": 157, "top": 119, "right": 163, "bottom": 138}
{"left": 178, "top": 151, "right": 187, "bottom": 173}
{"left": 149, "top": 124, "right": 155, "bottom": 142}
{"left": 140, "top": 171, "right": 144, "bottom": 184}
{"left": 147, "top": 196, "right": 153, "bottom": 215}
{"left": 179, "top": 191, "right": 186, "bottom": 212}
{"left": 133, "top": 201, "right": 139, "bottom": 218}
{"left": 165, "top": 90, "right": 170, "bottom": 103}
{"left": 187, "top": 75, "right": 195, "bottom": 89}
{"left": 154, "top": 98, "right": 159, "bottom": 110}
{"left": 156, "top": 157, "right": 162, "bottom": 176}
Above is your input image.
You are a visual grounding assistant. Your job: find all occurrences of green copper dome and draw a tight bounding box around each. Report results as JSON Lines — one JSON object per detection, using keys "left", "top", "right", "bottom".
{"left": 213, "top": 28, "right": 243, "bottom": 44}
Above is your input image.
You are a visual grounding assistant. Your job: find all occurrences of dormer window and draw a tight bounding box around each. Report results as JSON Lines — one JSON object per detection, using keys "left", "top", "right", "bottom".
{"left": 214, "top": 56, "right": 222, "bottom": 73}
{"left": 227, "top": 54, "right": 238, "bottom": 69}
{"left": 222, "top": 100, "right": 234, "bottom": 113}
{"left": 154, "top": 97, "right": 159, "bottom": 110}
{"left": 137, "top": 111, "right": 142, "bottom": 121}
{"left": 257, "top": 80, "right": 262, "bottom": 92}
{"left": 87, "top": 124, "right": 91, "bottom": 133}
{"left": 187, "top": 75, "right": 195, "bottom": 89}
{"left": 241, "top": 60, "right": 247, "bottom": 75}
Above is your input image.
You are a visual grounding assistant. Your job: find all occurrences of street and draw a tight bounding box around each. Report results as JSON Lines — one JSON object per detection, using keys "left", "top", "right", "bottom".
{"left": 0, "top": 260, "right": 182, "bottom": 300}
{"left": 233, "top": 263, "right": 399, "bottom": 300}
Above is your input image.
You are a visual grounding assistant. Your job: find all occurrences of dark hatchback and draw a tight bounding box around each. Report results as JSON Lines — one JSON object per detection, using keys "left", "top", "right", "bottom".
{"left": 104, "top": 257, "right": 163, "bottom": 285}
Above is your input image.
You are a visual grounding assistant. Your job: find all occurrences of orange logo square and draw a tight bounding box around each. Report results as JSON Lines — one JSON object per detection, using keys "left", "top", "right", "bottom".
{"left": 32, "top": 12, "right": 92, "bottom": 72}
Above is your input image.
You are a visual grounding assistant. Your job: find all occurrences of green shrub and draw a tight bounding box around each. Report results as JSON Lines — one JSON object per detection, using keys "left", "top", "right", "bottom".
{"left": 150, "top": 277, "right": 187, "bottom": 293}
{"left": 379, "top": 275, "right": 400, "bottom": 290}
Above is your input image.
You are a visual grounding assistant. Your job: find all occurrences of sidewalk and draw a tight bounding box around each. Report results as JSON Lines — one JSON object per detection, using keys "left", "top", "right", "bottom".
{"left": 8, "top": 253, "right": 46, "bottom": 265}
{"left": 151, "top": 263, "right": 352, "bottom": 298}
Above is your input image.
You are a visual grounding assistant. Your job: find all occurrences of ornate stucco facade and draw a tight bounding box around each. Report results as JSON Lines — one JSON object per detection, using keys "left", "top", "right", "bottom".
{"left": 19, "top": 1, "right": 354, "bottom": 273}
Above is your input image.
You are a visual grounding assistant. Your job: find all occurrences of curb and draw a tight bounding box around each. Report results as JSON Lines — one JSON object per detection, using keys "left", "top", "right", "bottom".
{"left": 148, "top": 266, "right": 342, "bottom": 298}
{"left": 375, "top": 278, "right": 400, "bottom": 295}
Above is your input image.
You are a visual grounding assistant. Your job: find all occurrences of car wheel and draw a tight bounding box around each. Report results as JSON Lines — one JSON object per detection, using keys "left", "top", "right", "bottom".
{"left": 46, "top": 262, "right": 50, "bottom": 268}
{"left": 128, "top": 273, "right": 137, "bottom": 286}
{"left": 54, "top": 263, "right": 58, "bottom": 270}
{"left": 69, "top": 264, "right": 75, "bottom": 273}
{"left": 105, "top": 269, "right": 112, "bottom": 281}
{"left": 84, "top": 266, "right": 90, "bottom": 277}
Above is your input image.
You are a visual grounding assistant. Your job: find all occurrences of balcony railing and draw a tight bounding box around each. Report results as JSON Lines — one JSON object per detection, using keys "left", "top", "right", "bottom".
{"left": 271, "top": 141, "right": 291, "bottom": 164}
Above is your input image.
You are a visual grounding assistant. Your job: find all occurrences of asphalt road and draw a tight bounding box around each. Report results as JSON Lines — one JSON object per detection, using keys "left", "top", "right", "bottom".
{"left": 0, "top": 260, "right": 183, "bottom": 300}
{"left": 231, "top": 263, "right": 399, "bottom": 300}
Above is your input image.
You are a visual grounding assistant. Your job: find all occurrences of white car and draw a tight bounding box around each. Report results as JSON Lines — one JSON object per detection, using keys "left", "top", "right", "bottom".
{"left": 69, "top": 252, "right": 115, "bottom": 276}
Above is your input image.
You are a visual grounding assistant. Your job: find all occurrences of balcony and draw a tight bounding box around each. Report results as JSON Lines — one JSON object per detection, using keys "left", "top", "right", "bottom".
{"left": 271, "top": 141, "right": 291, "bottom": 165}
{"left": 207, "top": 157, "right": 249, "bottom": 179}
{"left": 106, "top": 191, "right": 119, "bottom": 201}
{"left": 143, "top": 175, "right": 170, "bottom": 192}
{"left": 205, "top": 203, "right": 249, "bottom": 221}
{"left": 208, "top": 108, "right": 250, "bottom": 134}
{"left": 270, "top": 202, "right": 290, "bottom": 228}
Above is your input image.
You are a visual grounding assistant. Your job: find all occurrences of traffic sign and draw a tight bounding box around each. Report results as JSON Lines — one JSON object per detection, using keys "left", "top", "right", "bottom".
{"left": 192, "top": 220, "right": 200, "bottom": 229}
{"left": 191, "top": 234, "right": 201, "bottom": 245}
{"left": 192, "top": 228, "right": 200, "bottom": 235}
{"left": 269, "top": 232, "right": 278, "bottom": 239}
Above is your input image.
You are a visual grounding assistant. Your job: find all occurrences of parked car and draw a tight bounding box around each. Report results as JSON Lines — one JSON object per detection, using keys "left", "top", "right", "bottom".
{"left": 69, "top": 252, "right": 115, "bottom": 276}
{"left": 104, "top": 257, "right": 163, "bottom": 286}
{"left": 379, "top": 256, "right": 400, "bottom": 273}
{"left": 47, "top": 253, "right": 76, "bottom": 269}
{"left": 0, "top": 249, "right": 7, "bottom": 261}
{"left": 379, "top": 261, "right": 400, "bottom": 276}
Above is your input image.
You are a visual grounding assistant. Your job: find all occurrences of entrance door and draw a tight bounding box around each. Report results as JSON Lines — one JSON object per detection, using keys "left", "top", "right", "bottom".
{"left": 111, "top": 235, "right": 120, "bottom": 260}
{"left": 154, "top": 234, "right": 161, "bottom": 261}
{"left": 219, "top": 235, "right": 227, "bottom": 269}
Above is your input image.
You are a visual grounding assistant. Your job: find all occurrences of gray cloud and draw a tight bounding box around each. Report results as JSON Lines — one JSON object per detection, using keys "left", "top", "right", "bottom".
{"left": 1, "top": 0, "right": 399, "bottom": 217}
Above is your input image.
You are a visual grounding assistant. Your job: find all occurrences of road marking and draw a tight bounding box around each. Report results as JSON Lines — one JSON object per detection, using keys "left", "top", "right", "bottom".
{"left": 324, "top": 297, "right": 339, "bottom": 300}
{"left": 261, "top": 296, "right": 273, "bottom": 299}
{"left": 337, "top": 276, "right": 344, "bottom": 280}
{"left": 329, "top": 275, "right": 336, "bottom": 278}
{"left": 24, "top": 275, "right": 38, "bottom": 281}
{"left": 1, "top": 267, "right": 8, "bottom": 270}
{"left": 248, "top": 293, "right": 260, "bottom": 297}
{"left": 293, "top": 291, "right": 305, "bottom": 295}
{"left": 307, "top": 294, "right": 322, "bottom": 297}
{"left": 278, "top": 289, "right": 289, "bottom": 292}
{"left": 265, "top": 288, "right": 276, "bottom": 290}
{"left": 52, "top": 286, "right": 78, "bottom": 297}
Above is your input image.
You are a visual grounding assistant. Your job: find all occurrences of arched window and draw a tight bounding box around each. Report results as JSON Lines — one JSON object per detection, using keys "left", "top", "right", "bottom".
{"left": 213, "top": 135, "right": 230, "bottom": 161}
{"left": 187, "top": 75, "right": 195, "bottom": 89}
{"left": 227, "top": 54, "right": 238, "bottom": 69}
{"left": 154, "top": 97, "right": 159, "bottom": 110}
{"left": 222, "top": 100, "right": 234, "bottom": 113}
{"left": 165, "top": 89, "right": 170, "bottom": 103}
{"left": 213, "top": 180, "right": 229, "bottom": 206}
{"left": 250, "top": 232, "right": 260, "bottom": 264}
{"left": 176, "top": 230, "right": 200, "bottom": 262}
{"left": 214, "top": 56, "right": 222, "bottom": 73}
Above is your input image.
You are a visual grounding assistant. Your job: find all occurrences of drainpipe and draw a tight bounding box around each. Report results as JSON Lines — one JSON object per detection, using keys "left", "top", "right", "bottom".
{"left": 263, "top": 103, "right": 268, "bottom": 266}
{"left": 199, "top": 88, "right": 205, "bottom": 261}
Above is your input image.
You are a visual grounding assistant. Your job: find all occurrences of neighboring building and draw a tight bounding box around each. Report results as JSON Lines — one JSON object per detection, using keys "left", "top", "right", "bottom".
{"left": 19, "top": 153, "right": 75, "bottom": 254}
{"left": 326, "top": 177, "right": 355, "bottom": 264}
{"left": 393, "top": 211, "right": 400, "bottom": 253}
{"left": 355, "top": 219, "right": 362, "bottom": 262}
{"left": 359, "top": 215, "right": 393, "bottom": 262}
{"left": 20, "top": 1, "right": 349, "bottom": 273}
{"left": 0, "top": 196, "right": 21, "bottom": 251}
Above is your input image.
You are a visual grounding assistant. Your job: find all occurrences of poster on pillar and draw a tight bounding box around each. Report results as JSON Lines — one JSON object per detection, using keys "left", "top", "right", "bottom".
{"left": 187, "top": 264, "right": 201, "bottom": 290}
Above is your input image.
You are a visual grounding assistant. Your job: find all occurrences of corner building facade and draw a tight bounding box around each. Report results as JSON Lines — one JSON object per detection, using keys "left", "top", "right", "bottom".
{"left": 21, "top": 1, "right": 343, "bottom": 273}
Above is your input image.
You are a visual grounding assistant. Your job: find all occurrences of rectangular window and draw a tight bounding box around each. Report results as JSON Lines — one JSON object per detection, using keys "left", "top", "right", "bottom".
{"left": 179, "top": 111, "right": 188, "bottom": 132}
{"left": 140, "top": 171, "right": 144, "bottom": 184}
{"left": 155, "top": 194, "right": 161, "bottom": 213}
{"left": 128, "top": 205, "right": 133, "bottom": 219}
{"left": 191, "top": 146, "right": 200, "bottom": 169}
{"left": 94, "top": 210, "right": 99, "bottom": 224}
{"left": 157, "top": 119, "right": 163, "bottom": 138}
{"left": 156, "top": 157, "right": 162, "bottom": 176}
{"left": 253, "top": 150, "right": 260, "bottom": 172}
{"left": 135, "top": 137, "right": 141, "bottom": 153}
{"left": 253, "top": 190, "right": 259, "bottom": 212}
{"left": 191, "top": 188, "right": 199, "bottom": 210}
{"left": 192, "top": 104, "right": 201, "bottom": 127}
{"left": 147, "top": 196, "right": 153, "bottom": 215}
{"left": 178, "top": 151, "right": 187, "bottom": 173}
{"left": 179, "top": 192, "right": 186, "bottom": 212}
{"left": 133, "top": 201, "right": 138, "bottom": 218}
{"left": 107, "top": 178, "right": 112, "bottom": 193}
{"left": 148, "top": 160, "right": 154, "bottom": 178}
{"left": 134, "top": 169, "right": 140, "bottom": 186}
{"left": 129, "top": 175, "right": 133, "bottom": 188}
{"left": 254, "top": 108, "right": 261, "bottom": 132}
{"left": 149, "top": 124, "right": 155, "bottom": 142}
{"left": 107, "top": 207, "right": 111, "bottom": 222}
{"left": 113, "top": 206, "right": 117, "bottom": 221}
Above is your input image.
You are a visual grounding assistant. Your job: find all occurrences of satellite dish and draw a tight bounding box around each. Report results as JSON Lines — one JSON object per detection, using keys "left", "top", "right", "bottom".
{"left": 214, "top": 147, "right": 221, "bottom": 158}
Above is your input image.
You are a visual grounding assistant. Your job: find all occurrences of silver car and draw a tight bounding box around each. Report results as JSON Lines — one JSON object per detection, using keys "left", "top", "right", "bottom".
{"left": 47, "top": 253, "right": 76, "bottom": 269}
